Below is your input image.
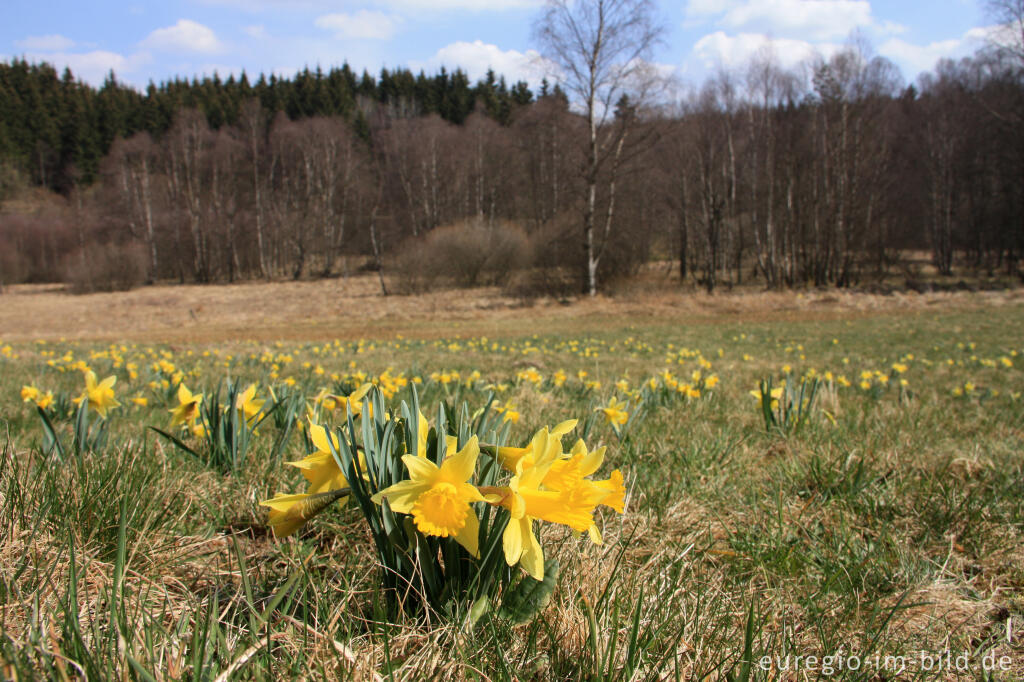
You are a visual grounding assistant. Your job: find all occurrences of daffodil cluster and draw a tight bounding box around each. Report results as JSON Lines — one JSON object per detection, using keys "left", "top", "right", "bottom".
{"left": 261, "top": 391, "right": 625, "bottom": 589}
{"left": 481, "top": 421, "right": 624, "bottom": 579}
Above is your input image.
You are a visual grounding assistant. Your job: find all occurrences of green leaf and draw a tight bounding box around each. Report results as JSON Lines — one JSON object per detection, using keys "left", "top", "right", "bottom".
{"left": 499, "top": 559, "right": 559, "bottom": 625}
{"left": 36, "top": 406, "right": 65, "bottom": 459}
{"left": 148, "top": 426, "right": 203, "bottom": 461}
{"left": 468, "top": 596, "right": 491, "bottom": 628}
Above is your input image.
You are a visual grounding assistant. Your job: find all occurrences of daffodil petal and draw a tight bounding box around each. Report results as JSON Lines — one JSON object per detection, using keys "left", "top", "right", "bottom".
{"left": 373, "top": 480, "right": 430, "bottom": 513}
{"left": 503, "top": 516, "right": 523, "bottom": 565}
{"left": 402, "top": 454, "right": 439, "bottom": 482}
{"left": 453, "top": 507, "right": 480, "bottom": 557}
{"left": 520, "top": 518, "right": 545, "bottom": 580}
{"left": 440, "top": 436, "right": 478, "bottom": 482}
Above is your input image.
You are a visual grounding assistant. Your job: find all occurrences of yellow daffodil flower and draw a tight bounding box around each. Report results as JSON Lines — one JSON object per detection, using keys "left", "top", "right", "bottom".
{"left": 496, "top": 419, "right": 577, "bottom": 472}
{"left": 597, "top": 397, "right": 629, "bottom": 426}
{"left": 235, "top": 383, "right": 265, "bottom": 423}
{"left": 286, "top": 421, "right": 360, "bottom": 497}
{"left": 169, "top": 383, "right": 203, "bottom": 427}
{"left": 750, "top": 386, "right": 784, "bottom": 410}
{"left": 74, "top": 370, "right": 120, "bottom": 418}
{"left": 488, "top": 429, "right": 608, "bottom": 578}
{"left": 542, "top": 439, "right": 625, "bottom": 544}
{"left": 331, "top": 383, "right": 373, "bottom": 418}
{"left": 372, "top": 436, "right": 486, "bottom": 556}
{"left": 260, "top": 488, "right": 350, "bottom": 538}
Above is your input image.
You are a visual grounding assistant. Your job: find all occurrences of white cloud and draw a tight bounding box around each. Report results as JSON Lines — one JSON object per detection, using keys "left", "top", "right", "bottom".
{"left": 975, "top": 21, "right": 1024, "bottom": 54}
{"left": 726, "top": 0, "right": 872, "bottom": 41}
{"left": 879, "top": 26, "right": 992, "bottom": 77}
{"left": 15, "top": 34, "right": 76, "bottom": 51}
{"left": 686, "top": 0, "right": 743, "bottom": 18}
{"left": 411, "top": 40, "right": 545, "bottom": 86}
{"left": 243, "top": 25, "right": 267, "bottom": 39}
{"left": 686, "top": 0, "right": 875, "bottom": 41}
{"left": 198, "top": 0, "right": 540, "bottom": 10}
{"left": 693, "top": 22, "right": 993, "bottom": 81}
{"left": 878, "top": 38, "right": 963, "bottom": 76}
{"left": 142, "top": 19, "right": 224, "bottom": 54}
{"left": 693, "top": 31, "right": 841, "bottom": 69}
{"left": 385, "top": 0, "right": 541, "bottom": 9}
{"left": 881, "top": 20, "right": 908, "bottom": 36}
{"left": 315, "top": 11, "right": 400, "bottom": 40}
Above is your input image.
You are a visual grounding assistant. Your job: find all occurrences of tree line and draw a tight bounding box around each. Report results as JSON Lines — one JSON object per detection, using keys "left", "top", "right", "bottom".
{"left": 1, "top": 38, "right": 1022, "bottom": 294}
{"left": 0, "top": 59, "right": 536, "bottom": 194}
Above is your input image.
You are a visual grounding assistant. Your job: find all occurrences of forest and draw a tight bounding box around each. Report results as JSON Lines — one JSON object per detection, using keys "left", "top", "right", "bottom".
{"left": 1, "top": 33, "right": 1023, "bottom": 295}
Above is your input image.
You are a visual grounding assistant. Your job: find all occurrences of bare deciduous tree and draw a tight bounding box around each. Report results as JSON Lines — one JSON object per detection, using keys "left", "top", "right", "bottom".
{"left": 533, "top": 0, "right": 666, "bottom": 295}
{"left": 236, "top": 99, "right": 270, "bottom": 279}
{"left": 105, "top": 132, "right": 160, "bottom": 281}
{"left": 986, "top": 0, "right": 1024, "bottom": 63}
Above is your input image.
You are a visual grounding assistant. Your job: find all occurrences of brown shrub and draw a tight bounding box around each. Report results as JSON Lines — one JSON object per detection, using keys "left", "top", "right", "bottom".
{"left": 0, "top": 238, "right": 29, "bottom": 288}
{"left": 503, "top": 212, "right": 581, "bottom": 299}
{"left": 61, "top": 242, "right": 148, "bottom": 294}
{"left": 387, "top": 218, "right": 530, "bottom": 294}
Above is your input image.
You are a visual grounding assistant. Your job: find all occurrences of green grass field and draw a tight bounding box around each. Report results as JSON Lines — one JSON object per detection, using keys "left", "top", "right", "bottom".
{"left": 2, "top": 299, "right": 1022, "bottom": 680}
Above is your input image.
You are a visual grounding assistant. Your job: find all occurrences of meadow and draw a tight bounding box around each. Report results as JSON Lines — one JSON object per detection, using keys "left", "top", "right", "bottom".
{"left": 1, "top": 282, "right": 1022, "bottom": 680}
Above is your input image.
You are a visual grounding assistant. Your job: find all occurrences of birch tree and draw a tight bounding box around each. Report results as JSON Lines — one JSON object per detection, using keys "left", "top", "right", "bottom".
{"left": 533, "top": 0, "right": 665, "bottom": 295}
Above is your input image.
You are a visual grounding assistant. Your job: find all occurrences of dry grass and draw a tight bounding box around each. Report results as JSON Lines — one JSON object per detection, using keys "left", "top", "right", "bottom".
{"left": 2, "top": 283, "right": 1022, "bottom": 679}
{"left": 2, "top": 277, "right": 1021, "bottom": 343}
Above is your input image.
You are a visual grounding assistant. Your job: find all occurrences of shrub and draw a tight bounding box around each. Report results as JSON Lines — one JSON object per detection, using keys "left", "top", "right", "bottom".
{"left": 0, "top": 239, "right": 29, "bottom": 289}
{"left": 387, "top": 217, "right": 530, "bottom": 293}
{"left": 503, "top": 212, "right": 581, "bottom": 299}
{"left": 61, "top": 242, "right": 148, "bottom": 294}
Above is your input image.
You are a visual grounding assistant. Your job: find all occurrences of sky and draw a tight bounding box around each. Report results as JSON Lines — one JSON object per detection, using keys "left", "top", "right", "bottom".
{"left": 1, "top": 0, "right": 997, "bottom": 95}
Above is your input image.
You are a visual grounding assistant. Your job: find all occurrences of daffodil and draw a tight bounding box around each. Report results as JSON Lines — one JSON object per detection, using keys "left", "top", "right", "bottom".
{"left": 287, "top": 421, "right": 355, "bottom": 496}
{"left": 597, "top": 397, "right": 629, "bottom": 426}
{"left": 496, "top": 419, "right": 577, "bottom": 472}
{"left": 35, "top": 391, "right": 54, "bottom": 410}
{"left": 335, "top": 383, "right": 373, "bottom": 418}
{"left": 494, "top": 401, "right": 520, "bottom": 423}
{"left": 410, "top": 411, "right": 458, "bottom": 460}
{"left": 74, "top": 370, "right": 120, "bottom": 418}
{"left": 488, "top": 428, "right": 607, "bottom": 578}
{"left": 21, "top": 385, "right": 40, "bottom": 403}
{"left": 235, "top": 383, "right": 265, "bottom": 423}
{"left": 169, "top": 383, "right": 203, "bottom": 427}
{"left": 260, "top": 488, "right": 350, "bottom": 538}
{"left": 372, "top": 436, "right": 486, "bottom": 556}
{"left": 542, "top": 439, "right": 625, "bottom": 544}
{"left": 750, "top": 386, "right": 784, "bottom": 410}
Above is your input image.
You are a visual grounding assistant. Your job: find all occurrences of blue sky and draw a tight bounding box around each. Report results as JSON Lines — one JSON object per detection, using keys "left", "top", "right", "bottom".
{"left": 2, "top": 1, "right": 994, "bottom": 93}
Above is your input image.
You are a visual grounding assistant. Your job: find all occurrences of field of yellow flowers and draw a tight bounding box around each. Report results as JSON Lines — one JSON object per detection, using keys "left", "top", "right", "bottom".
{"left": 2, "top": 294, "right": 1023, "bottom": 679}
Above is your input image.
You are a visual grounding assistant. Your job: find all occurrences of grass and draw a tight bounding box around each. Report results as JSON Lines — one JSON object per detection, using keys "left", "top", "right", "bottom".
{"left": 1, "top": 288, "right": 1023, "bottom": 680}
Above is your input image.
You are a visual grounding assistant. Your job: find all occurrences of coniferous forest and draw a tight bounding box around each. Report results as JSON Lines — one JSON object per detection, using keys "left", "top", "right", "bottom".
{"left": 1, "top": 34, "right": 1023, "bottom": 294}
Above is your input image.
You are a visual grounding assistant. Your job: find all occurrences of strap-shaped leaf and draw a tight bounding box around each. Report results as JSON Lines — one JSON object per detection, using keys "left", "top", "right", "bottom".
{"left": 499, "top": 559, "right": 559, "bottom": 625}
{"left": 36, "top": 406, "right": 65, "bottom": 460}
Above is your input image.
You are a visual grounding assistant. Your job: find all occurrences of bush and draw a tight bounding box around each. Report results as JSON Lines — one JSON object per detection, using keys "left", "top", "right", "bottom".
{"left": 0, "top": 240, "right": 29, "bottom": 289}
{"left": 387, "top": 218, "right": 530, "bottom": 293}
{"left": 61, "top": 242, "right": 148, "bottom": 294}
{"left": 503, "top": 212, "right": 581, "bottom": 300}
